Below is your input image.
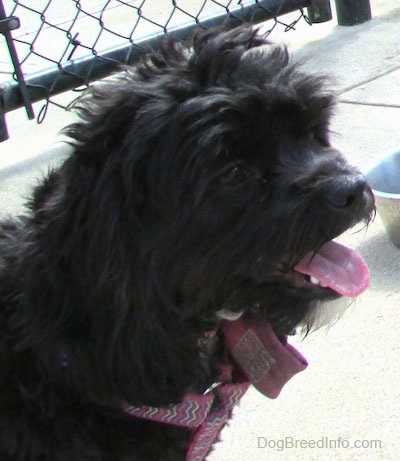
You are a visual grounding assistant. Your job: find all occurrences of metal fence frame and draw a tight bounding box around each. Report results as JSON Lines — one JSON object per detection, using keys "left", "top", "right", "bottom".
{"left": 0, "top": 0, "right": 369, "bottom": 142}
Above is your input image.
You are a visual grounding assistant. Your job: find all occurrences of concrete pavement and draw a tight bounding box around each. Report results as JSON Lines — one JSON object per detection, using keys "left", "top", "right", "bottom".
{"left": 1, "top": 1, "right": 400, "bottom": 460}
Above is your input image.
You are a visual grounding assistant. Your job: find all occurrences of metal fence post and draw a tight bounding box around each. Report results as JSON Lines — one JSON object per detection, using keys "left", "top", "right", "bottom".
{"left": 0, "top": 0, "right": 34, "bottom": 141}
{"left": 307, "top": 0, "right": 332, "bottom": 24}
{"left": 0, "top": 91, "right": 8, "bottom": 141}
{"left": 335, "top": 0, "right": 371, "bottom": 26}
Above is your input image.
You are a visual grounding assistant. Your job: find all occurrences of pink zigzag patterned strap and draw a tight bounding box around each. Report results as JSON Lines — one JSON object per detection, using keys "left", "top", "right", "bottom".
{"left": 124, "top": 392, "right": 214, "bottom": 428}
{"left": 187, "top": 382, "right": 249, "bottom": 461}
{"left": 124, "top": 381, "right": 249, "bottom": 461}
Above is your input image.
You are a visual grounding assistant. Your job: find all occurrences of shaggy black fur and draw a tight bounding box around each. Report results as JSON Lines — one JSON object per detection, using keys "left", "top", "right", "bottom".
{"left": 0, "top": 26, "right": 374, "bottom": 460}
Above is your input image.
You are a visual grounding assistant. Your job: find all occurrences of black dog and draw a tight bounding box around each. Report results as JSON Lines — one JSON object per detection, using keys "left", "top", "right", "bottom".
{"left": 0, "top": 27, "right": 374, "bottom": 460}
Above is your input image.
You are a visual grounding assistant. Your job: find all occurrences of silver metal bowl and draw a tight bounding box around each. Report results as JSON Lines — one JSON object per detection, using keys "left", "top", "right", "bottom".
{"left": 364, "top": 150, "right": 400, "bottom": 246}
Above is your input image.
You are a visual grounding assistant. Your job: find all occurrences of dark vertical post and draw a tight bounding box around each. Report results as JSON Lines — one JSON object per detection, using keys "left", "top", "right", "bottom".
{"left": 0, "top": 0, "right": 34, "bottom": 124}
{"left": 307, "top": 0, "right": 333, "bottom": 24}
{"left": 335, "top": 0, "right": 371, "bottom": 26}
{"left": 0, "top": 92, "right": 9, "bottom": 141}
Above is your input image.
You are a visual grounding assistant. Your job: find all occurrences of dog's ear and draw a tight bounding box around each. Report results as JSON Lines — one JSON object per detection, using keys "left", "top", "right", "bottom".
{"left": 190, "top": 26, "right": 263, "bottom": 85}
{"left": 64, "top": 80, "right": 143, "bottom": 164}
{"left": 240, "top": 42, "right": 289, "bottom": 65}
{"left": 236, "top": 42, "right": 289, "bottom": 83}
{"left": 189, "top": 26, "right": 290, "bottom": 90}
{"left": 28, "top": 58, "right": 210, "bottom": 407}
{"left": 192, "top": 25, "right": 265, "bottom": 55}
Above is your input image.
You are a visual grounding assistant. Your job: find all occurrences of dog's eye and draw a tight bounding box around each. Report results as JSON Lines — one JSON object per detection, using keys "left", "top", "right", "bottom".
{"left": 218, "top": 165, "right": 249, "bottom": 186}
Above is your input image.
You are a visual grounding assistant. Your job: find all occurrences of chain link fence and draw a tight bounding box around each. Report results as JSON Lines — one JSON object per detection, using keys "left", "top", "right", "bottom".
{"left": 0, "top": 0, "right": 335, "bottom": 141}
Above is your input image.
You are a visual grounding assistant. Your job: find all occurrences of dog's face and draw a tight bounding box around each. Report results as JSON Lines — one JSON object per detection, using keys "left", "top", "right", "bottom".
{"left": 69, "top": 28, "right": 374, "bottom": 337}
{"left": 106, "top": 28, "right": 373, "bottom": 338}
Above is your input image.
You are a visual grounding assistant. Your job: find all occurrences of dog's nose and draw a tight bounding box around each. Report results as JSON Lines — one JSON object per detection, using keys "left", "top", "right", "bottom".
{"left": 327, "top": 174, "right": 370, "bottom": 211}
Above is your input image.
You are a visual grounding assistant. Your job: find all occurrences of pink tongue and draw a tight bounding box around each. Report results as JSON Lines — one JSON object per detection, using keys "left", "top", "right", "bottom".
{"left": 294, "top": 240, "right": 370, "bottom": 297}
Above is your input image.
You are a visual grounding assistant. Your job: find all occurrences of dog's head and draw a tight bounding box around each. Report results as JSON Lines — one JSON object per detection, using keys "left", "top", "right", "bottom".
{"left": 184, "top": 30, "right": 375, "bottom": 336}
{"left": 36, "top": 26, "right": 374, "bottom": 404}
{"left": 75, "top": 27, "right": 372, "bottom": 331}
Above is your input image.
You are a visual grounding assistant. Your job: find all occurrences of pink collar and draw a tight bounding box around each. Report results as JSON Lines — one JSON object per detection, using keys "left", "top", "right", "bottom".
{"left": 125, "top": 370, "right": 249, "bottom": 461}
{"left": 124, "top": 315, "right": 308, "bottom": 461}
